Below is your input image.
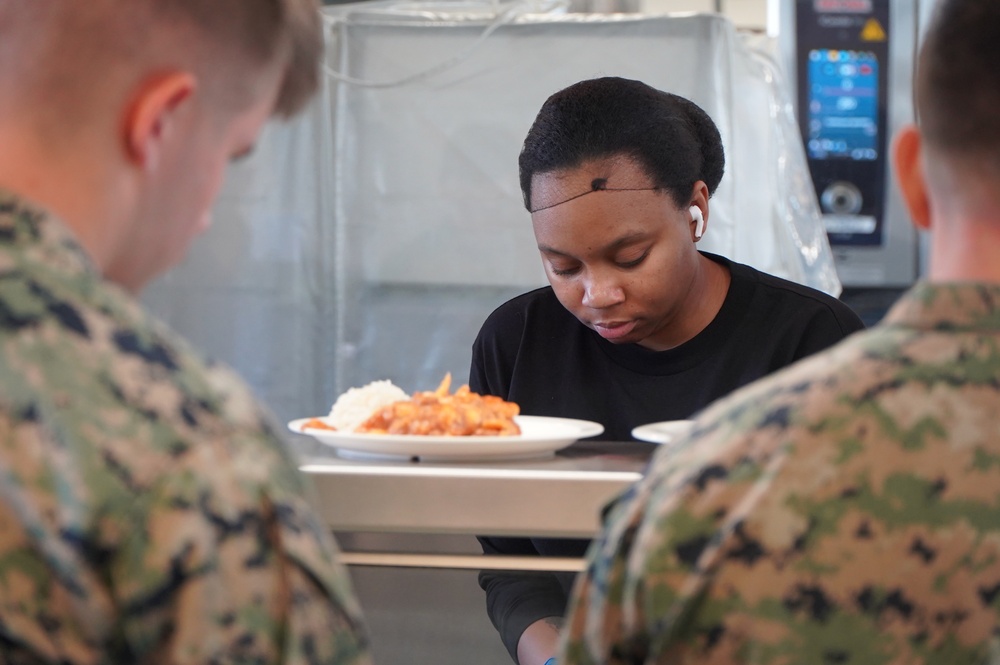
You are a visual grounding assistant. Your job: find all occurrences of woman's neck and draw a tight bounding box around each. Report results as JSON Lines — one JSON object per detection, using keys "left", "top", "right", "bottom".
{"left": 637, "top": 253, "right": 731, "bottom": 351}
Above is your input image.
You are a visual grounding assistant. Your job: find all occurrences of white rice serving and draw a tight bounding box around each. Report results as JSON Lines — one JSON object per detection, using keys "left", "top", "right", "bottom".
{"left": 327, "top": 380, "right": 410, "bottom": 432}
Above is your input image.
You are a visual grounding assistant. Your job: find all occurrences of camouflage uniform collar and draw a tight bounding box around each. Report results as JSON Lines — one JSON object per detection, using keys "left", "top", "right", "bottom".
{"left": 0, "top": 188, "right": 100, "bottom": 281}
{"left": 883, "top": 281, "right": 1000, "bottom": 331}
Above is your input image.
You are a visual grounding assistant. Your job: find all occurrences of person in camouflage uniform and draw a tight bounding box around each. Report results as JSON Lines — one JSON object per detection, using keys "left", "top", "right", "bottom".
{"left": 0, "top": 1, "right": 372, "bottom": 663}
{"left": 558, "top": 1, "right": 1000, "bottom": 663}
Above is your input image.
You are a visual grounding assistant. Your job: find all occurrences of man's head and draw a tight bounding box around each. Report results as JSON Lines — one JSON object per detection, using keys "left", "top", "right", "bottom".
{"left": 893, "top": 0, "right": 1000, "bottom": 280}
{"left": 913, "top": 0, "right": 1000, "bottom": 164}
{"left": 0, "top": 0, "right": 323, "bottom": 292}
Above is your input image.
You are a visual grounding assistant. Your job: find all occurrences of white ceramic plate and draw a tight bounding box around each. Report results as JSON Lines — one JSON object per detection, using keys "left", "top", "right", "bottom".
{"left": 288, "top": 415, "right": 604, "bottom": 461}
{"left": 631, "top": 420, "right": 695, "bottom": 445}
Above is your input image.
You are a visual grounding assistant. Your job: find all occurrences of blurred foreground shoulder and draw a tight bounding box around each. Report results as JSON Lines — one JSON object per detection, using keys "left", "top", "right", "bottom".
{"left": 0, "top": 195, "right": 372, "bottom": 664}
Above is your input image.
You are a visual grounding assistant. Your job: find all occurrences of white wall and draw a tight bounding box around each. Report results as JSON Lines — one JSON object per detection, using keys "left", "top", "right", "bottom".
{"left": 640, "top": 0, "right": 768, "bottom": 30}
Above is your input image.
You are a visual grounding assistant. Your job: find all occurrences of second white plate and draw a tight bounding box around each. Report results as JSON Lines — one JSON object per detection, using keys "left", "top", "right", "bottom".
{"left": 631, "top": 420, "right": 695, "bottom": 445}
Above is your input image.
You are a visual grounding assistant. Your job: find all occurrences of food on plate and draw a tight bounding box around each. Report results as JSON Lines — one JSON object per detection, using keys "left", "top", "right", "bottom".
{"left": 299, "top": 374, "right": 521, "bottom": 437}
{"left": 301, "top": 417, "right": 336, "bottom": 431}
{"left": 302, "top": 379, "right": 411, "bottom": 433}
{"left": 357, "top": 373, "right": 520, "bottom": 436}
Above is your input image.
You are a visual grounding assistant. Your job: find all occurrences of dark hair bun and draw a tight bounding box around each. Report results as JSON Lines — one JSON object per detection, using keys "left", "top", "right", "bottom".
{"left": 674, "top": 94, "right": 725, "bottom": 195}
{"left": 519, "top": 77, "right": 726, "bottom": 210}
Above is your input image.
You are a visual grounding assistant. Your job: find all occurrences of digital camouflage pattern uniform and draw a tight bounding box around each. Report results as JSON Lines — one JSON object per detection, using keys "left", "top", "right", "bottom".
{"left": 561, "top": 282, "right": 1000, "bottom": 664}
{"left": 0, "top": 191, "right": 373, "bottom": 664}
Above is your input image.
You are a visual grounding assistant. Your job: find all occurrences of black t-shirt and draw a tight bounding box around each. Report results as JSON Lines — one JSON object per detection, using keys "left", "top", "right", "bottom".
{"left": 470, "top": 253, "right": 865, "bottom": 661}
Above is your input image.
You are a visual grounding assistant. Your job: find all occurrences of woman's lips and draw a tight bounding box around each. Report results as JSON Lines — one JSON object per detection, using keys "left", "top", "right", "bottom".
{"left": 593, "top": 320, "right": 637, "bottom": 341}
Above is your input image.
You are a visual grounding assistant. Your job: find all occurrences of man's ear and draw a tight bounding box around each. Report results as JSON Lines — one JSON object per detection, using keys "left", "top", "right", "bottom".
{"left": 122, "top": 71, "right": 197, "bottom": 173}
{"left": 892, "top": 124, "right": 931, "bottom": 231}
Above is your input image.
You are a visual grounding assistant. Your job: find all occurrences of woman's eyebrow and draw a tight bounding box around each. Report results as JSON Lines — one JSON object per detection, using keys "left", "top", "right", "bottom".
{"left": 537, "top": 231, "right": 650, "bottom": 256}
{"left": 605, "top": 231, "right": 650, "bottom": 250}
{"left": 536, "top": 244, "right": 571, "bottom": 256}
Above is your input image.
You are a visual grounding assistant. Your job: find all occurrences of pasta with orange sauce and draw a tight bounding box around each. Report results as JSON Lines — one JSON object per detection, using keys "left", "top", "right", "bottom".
{"left": 356, "top": 373, "right": 520, "bottom": 436}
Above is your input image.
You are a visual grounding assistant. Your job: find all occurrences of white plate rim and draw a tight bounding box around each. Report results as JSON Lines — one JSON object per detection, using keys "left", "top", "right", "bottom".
{"left": 288, "top": 414, "right": 604, "bottom": 461}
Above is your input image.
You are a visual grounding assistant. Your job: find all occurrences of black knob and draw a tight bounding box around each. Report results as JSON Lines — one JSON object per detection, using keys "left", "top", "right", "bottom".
{"left": 821, "top": 181, "right": 863, "bottom": 215}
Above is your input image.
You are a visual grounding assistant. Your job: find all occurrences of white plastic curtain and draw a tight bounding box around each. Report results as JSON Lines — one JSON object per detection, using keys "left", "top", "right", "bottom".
{"left": 143, "top": 6, "right": 841, "bottom": 427}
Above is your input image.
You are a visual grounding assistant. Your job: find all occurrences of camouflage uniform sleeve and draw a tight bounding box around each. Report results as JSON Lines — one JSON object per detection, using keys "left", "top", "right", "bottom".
{"left": 0, "top": 200, "right": 373, "bottom": 663}
{"left": 557, "top": 432, "right": 752, "bottom": 665}
{"left": 0, "top": 391, "right": 373, "bottom": 665}
{"left": 101, "top": 376, "right": 375, "bottom": 664}
{"left": 0, "top": 425, "right": 111, "bottom": 664}
{"left": 560, "top": 423, "right": 796, "bottom": 665}
{"left": 108, "top": 478, "right": 376, "bottom": 664}
{"left": 100, "top": 442, "right": 373, "bottom": 662}
{"left": 560, "top": 334, "right": 1000, "bottom": 665}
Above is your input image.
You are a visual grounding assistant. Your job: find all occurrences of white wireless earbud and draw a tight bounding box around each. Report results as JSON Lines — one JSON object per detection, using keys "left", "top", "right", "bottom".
{"left": 690, "top": 206, "right": 705, "bottom": 239}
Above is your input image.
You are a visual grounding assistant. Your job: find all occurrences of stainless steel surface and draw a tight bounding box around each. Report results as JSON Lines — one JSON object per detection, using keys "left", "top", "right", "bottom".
{"left": 301, "top": 440, "right": 653, "bottom": 540}
{"left": 339, "top": 552, "right": 587, "bottom": 571}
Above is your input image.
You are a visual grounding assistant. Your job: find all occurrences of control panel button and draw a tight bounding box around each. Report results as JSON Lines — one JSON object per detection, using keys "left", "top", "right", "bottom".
{"left": 821, "top": 181, "right": 864, "bottom": 215}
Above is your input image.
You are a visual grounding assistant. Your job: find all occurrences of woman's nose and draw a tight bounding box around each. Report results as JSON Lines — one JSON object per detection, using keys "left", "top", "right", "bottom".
{"left": 582, "top": 274, "right": 625, "bottom": 309}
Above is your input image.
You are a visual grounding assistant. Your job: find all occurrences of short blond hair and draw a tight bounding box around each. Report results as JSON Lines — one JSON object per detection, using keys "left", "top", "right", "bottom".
{"left": 0, "top": 0, "right": 323, "bottom": 125}
{"left": 148, "top": 0, "right": 324, "bottom": 118}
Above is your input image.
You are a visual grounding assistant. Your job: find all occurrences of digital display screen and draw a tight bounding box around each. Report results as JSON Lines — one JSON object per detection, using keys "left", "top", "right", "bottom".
{"left": 806, "top": 49, "right": 879, "bottom": 161}
{"left": 813, "top": 0, "right": 872, "bottom": 12}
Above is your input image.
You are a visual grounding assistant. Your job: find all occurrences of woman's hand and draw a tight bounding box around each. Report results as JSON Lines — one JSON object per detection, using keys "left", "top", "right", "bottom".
{"left": 517, "top": 616, "right": 563, "bottom": 665}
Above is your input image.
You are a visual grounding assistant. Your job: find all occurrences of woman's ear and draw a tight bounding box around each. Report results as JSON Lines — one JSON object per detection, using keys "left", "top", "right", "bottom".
{"left": 688, "top": 180, "right": 710, "bottom": 241}
{"left": 892, "top": 124, "right": 931, "bottom": 231}
{"left": 121, "top": 71, "right": 197, "bottom": 173}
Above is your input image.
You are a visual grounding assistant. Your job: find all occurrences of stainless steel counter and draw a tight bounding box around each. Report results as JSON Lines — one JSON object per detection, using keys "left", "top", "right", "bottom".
{"left": 299, "top": 440, "right": 656, "bottom": 571}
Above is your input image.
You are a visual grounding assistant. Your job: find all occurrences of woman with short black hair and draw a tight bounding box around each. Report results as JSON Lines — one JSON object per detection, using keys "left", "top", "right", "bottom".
{"left": 471, "top": 76, "right": 865, "bottom": 665}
